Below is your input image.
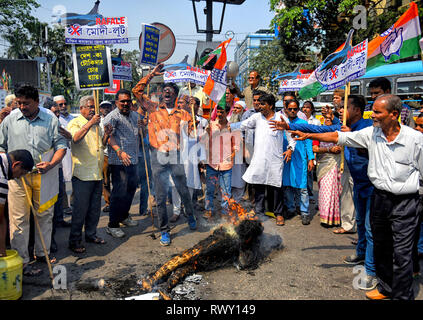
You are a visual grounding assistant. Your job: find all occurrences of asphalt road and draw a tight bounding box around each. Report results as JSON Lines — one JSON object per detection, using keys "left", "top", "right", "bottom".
{"left": 21, "top": 182, "right": 423, "bottom": 301}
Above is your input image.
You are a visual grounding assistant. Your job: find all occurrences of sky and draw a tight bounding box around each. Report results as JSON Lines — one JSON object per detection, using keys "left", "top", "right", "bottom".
{"left": 30, "top": 0, "right": 276, "bottom": 64}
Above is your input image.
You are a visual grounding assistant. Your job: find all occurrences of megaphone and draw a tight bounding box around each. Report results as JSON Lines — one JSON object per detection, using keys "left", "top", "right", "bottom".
{"left": 226, "top": 61, "right": 239, "bottom": 87}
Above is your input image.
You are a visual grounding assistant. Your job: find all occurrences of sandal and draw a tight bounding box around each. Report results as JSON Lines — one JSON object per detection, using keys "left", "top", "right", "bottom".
{"left": 35, "top": 255, "right": 57, "bottom": 264}
{"left": 69, "top": 243, "right": 86, "bottom": 254}
{"left": 333, "top": 227, "right": 354, "bottom": 234}
{"left": 276, "top": 216, "right": 285, "bottom": 226}
{"left": 23, "top": 264, "right": 43, "bottom": 277}
{"left": 86, "top": 236, "right": 106, "bottom": 245}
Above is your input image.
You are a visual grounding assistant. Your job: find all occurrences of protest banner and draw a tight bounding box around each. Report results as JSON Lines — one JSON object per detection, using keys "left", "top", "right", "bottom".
{"left": 112, "top": 61, "right": 132, "bottom": 82}
{"left": 72, "top": 44, "right": 113, "bottom": 90}
{"left": 65, "top": 16, "right": 129, "bottom": 45}
{"left": 139, "top": 24, "right": 160, "bottom": 66}
{"left": 278, "top": 73, "right": 312, "bottom": 93}
{"left": 163, "top": 66, "right": 210, "bottom": 86}
{"left": 315, "top": 39, "right": 368, "bottom": 90}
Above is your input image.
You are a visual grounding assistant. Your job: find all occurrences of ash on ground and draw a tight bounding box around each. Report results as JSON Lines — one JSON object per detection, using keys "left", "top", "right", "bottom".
{"left": 171, "top": 274, "right": 206, "bottom": 300}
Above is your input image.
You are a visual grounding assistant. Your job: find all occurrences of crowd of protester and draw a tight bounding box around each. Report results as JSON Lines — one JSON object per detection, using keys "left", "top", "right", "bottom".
{"left": 0, "top": 67, "right": 422, "bottom": 300}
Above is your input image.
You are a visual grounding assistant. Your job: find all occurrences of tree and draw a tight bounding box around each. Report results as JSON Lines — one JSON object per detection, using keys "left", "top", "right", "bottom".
{"left": 249, "top": 39, "right": 314, "bottom": 94}
{"left": 270, "top": 0, "right": 421, "bottom": 62}
{"left": 0, "top": 0, "right": 39, "bottom": 32}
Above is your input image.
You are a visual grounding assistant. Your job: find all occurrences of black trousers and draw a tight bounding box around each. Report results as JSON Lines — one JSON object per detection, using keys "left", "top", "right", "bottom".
{"left": 253, "top": 184, "right": 284, "bottom": 217}
{"left": 370, "top": 187, "right": 420, "bottom": 300}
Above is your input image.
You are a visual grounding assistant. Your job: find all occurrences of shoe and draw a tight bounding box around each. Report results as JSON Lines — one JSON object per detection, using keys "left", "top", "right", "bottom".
{"left": 187, "top": 215, "right": 197, "bottom": 230}
{"left": 160, "top": 231, "right": 171, "bottom": 246}
{"left": 106, "top": 226, "right": 125, "bottom": 238}
{"left": 301, "top": 214, "right": 310, "bottom": 225}
{"left": 357, "top": 275, "right": 378, "bottom": 290}
{"left": 276, "top": 216, "right": 285, "bottom": 226}
{"left": 120, "top": 217, "right": 138, "bottom": 227}
{"left": 170, "top": 214, "right": 180, "bottom": 223}
{"left": 56, "top": 220, "right": 71, "bottom": 228}
{"left": 343, "top": 254, "right": 365, "bottom": 265}
{"left": 203, "top": 210, "right": 212, "bottom": 219}
{"left": 365, "top": 289, "right": 388, "bottom": 300}
{"left": 102, "top": 205, "right": 110, "bottom": 213}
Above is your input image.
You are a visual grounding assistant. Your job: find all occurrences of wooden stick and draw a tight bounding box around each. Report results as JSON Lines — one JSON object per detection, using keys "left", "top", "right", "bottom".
{"left": 188, "top": 83, "right": 197, "bottom": 138}
{"left": 340, "top": 82, "right": 350, "bottom": 173}
{"left": 21, "top": 177, "right": 54, "bottom": 286}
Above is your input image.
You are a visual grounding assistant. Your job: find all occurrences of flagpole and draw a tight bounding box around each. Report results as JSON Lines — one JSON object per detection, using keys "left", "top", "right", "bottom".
{"left": 340, "top": 82, "right": 350, "bottom": 173}
{"left": 21, "top": 177, "right": 54, "bottom": 286}
{"left": 188, "top": 83, "right": 197, "bottom": 138}
{"left": 93, "top": 89, "right": 101, "bottom": 177}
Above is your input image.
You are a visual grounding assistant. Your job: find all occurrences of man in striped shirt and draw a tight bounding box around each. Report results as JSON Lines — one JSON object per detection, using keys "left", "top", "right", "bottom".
{"left": 0, "top": 150, "right": 34, "bottom": 257}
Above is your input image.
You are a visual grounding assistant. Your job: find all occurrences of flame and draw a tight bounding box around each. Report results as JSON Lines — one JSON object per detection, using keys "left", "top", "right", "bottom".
{"left": 223, "top": 195, "right": 257, "bottom": 225}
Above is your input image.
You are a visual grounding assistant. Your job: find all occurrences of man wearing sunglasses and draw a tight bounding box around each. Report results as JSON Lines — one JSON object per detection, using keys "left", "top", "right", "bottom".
{"left": 233, "top": 71, "right": 271, "bottom": 110}
{"left": 103, "top": 89, "right": 141, "bottom": 238}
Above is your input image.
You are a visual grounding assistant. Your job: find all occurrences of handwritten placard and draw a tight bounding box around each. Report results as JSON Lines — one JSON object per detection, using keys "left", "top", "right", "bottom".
{"left": 72, "top": 44, "right": 113, "bottom": 90}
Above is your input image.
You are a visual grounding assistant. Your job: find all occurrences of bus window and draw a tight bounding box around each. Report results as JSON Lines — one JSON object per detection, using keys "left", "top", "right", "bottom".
{"left": 350, "top": 84, "right": 360, "bottom": 94}
{"left": 396, "top": 76, "right": 423, "bottom": 95}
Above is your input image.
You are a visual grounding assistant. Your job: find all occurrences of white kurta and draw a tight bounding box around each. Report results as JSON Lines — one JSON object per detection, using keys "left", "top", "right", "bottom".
{"left": 238, "top": 112, "right": 295, "bottom": 188}
{"left": 180, "top": 116, "right": 208, "bottom": 190}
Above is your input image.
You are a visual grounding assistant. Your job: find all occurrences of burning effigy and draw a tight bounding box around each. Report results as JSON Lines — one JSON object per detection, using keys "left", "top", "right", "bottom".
{"left": 140, "top": 197, "right": 281, "bottom": 298}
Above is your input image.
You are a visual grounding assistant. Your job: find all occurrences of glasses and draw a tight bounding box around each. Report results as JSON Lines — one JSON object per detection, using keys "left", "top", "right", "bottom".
{"left": 118, "top": 100, "right": 132, "bottom": 104}
{"left": 287, "top": 108, "right": 299, "bottom": 111}
{"left": 83, "top": 105, "right": 95, "bottom": 109}
{"left": 248, "top": 77, "right": 256, "bottom": 80}
{"left": 58, "top": 103, "right": 67, "bottom": 106}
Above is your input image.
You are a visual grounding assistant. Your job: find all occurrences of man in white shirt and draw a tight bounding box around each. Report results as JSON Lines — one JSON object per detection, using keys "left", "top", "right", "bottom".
{"left": 231, "top": 93, "right": 296, "bottom": 226}
{"left": 289, "top": 94, "right": 423, "bottom": 300}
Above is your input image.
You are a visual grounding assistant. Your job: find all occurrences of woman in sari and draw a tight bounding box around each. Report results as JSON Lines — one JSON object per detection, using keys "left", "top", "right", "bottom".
{"left": 313, "top": 117, "right": 343, "bottom": 227}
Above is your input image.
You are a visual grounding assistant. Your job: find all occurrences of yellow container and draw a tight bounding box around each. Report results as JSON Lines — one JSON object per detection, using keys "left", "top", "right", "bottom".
{"left": 0, "top": 250, "right": 23, "bottom": 300}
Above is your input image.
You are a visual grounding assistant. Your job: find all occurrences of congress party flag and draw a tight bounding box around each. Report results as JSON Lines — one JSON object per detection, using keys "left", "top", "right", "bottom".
{"left": 367, "top": 1, "right": 421, "bottom": 71}
{"left": 203, "top": 39, "right": 231, "bottom": 105}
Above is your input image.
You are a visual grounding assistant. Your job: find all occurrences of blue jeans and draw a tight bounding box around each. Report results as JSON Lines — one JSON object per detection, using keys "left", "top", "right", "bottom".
{"left": 354, "top": 189, "right": 375, "bottom": 276}
{"left": 138, "top": 148, "right": 154, "bottom": 215}
{"left": 284, "top": 186, "right": 309, "bottom": 216}
{"left": 108, "top": 164, "right": 138, "bottom": 228}
{"left": 205, "top": 166, "right": 232, "bottom": 213}
{"left": 150, "top": 149, "right": 195, "bottom": 232}
{"left": 69, "top": 177, "right": 102, "bottom": 245}
{"left": 418, "top": 222, "right": 423, "bottom": 254}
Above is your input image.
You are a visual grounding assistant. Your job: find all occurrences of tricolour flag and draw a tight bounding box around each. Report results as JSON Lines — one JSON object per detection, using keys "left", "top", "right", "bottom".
{"left": 203, "top": 39, "right": 231, "bottom": 105}
{"left": 367, "top": 1, "right": 421, "bottom": 71}
{"left": 196, "top": 38, "right": 231, "bottom": 70}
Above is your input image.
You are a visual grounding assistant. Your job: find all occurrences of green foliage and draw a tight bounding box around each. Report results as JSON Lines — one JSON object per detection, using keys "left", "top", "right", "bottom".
{"left": 0, "top": 0, "right": 39, "bottom": 31}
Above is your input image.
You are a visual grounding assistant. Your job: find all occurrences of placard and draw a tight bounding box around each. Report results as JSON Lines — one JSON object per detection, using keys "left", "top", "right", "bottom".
{"left": 65, "top": 16, "right": 129, "bottom": 45}
{"left": 278, "top": 73, "right": 312, "bottom": 93}
{"left": 163, "top": 67, "right": 210, "bottom": 86}
{"left": 72, "top": 44, "right": 113, "bottom": 90}
{"left": 315, "top": 39, "right": 368, "bottom": 90}
{"left": 112, "top": 61, "right": 132, "bottom": 82}
{"left": 139, "top": 24, "right": 160, "bottom": 66}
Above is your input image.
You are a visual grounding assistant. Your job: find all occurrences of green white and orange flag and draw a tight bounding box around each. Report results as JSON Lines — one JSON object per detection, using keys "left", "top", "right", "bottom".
{"left": 367, "top": 1, "right": 421, "bottom": 71}
{"left": 203, "top": 38, "right": 232, "bottom": 105}
{"left": 196, "top": 38, "right": 231, "bottom": 69}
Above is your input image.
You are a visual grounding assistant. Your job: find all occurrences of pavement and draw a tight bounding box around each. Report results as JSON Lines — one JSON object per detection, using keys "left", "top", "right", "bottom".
{"left": 20, "top": 182, "right": 423, "bottom": 300}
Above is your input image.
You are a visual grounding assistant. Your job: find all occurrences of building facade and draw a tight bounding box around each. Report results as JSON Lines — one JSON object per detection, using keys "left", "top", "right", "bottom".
{"left": 234, "top": 30, "right": 274, "bottom": 89}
